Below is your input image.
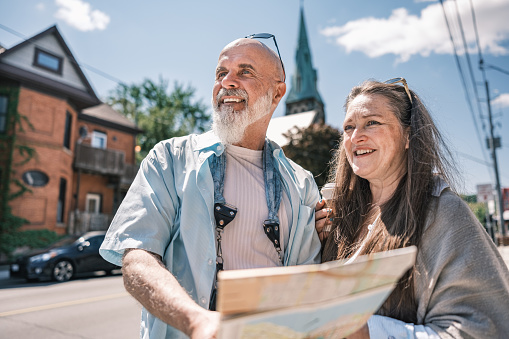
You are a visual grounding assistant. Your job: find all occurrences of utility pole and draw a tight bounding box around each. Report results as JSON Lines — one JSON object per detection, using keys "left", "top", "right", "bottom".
{"left": 481, "top": 61, "right": 505, "bottom": 240}
{"left": 470, "top": 0, "right": 506, "bottom": 242}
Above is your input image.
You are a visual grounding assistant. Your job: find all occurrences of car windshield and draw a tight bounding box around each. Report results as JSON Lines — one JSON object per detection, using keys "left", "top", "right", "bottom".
{"left": 47, "top": 235, "right": 81, "bottom": 249}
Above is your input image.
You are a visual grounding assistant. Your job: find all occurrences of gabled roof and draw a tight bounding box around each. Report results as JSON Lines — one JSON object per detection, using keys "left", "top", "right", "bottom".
{"left": 266, "top": 111, "right": 317, "bottom": 147}
{"left": 80, "top": 104, "right": 142, "bottom": 135}
{"left": 0, "top": 25, "right": 100, "bottom": 109}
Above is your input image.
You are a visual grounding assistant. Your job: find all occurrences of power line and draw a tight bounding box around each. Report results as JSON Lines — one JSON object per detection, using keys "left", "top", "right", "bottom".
{"left": 486, "top": 64, "right": 509, "bottom": 76}
{"left": 467, "top": 0, "right": 506, "bottom": 236}
{"left": 439, "top": 0, "right": 489, "bottom": 170}
{"left": 453, "top": 0, "right": 485, "bottom": 123}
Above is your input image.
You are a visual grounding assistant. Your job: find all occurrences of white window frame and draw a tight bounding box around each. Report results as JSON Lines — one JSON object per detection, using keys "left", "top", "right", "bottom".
{"left": 85, "top": 193, "right": 101, "bottom": 214}
{"left": 91, "top": 131, "right": 107, "bottom": 149}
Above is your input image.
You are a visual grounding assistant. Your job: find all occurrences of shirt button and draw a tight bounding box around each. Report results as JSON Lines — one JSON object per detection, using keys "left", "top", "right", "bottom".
{"left": 216, "top": 146, "right": 221, "bottom": 151}
{"left": 200, "top": 297, "right": 207, "bottom": 305}
{"left": 208, "top": 259, "right": 214, "bottom": 265}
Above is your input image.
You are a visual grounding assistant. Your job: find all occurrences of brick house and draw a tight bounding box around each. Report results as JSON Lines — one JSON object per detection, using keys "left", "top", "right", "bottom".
{"left": 0, "top": 25, "right": 140, "bottom": 235}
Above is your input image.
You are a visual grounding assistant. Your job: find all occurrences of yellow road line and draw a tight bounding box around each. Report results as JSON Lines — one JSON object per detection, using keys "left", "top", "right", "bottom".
{"left": 0, "top": 292, "right": 129, "bottom": 317}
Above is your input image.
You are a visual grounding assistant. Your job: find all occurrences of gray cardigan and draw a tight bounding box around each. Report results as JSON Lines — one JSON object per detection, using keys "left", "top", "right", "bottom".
{"left": 413, "top": 189, "right": 509, "bottom": 338}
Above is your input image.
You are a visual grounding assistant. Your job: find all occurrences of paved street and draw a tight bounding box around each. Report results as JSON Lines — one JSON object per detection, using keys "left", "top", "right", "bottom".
{"left": 0, "top": 272, "right": 141, "bottom": 339}
{"left": 0, "top": 246, "right": 507, "bottom": 339}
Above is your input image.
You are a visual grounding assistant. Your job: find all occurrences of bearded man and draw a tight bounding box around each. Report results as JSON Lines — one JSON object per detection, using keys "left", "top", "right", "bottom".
{"left": 100, "top": 36, "right": 321, "bottom": 339}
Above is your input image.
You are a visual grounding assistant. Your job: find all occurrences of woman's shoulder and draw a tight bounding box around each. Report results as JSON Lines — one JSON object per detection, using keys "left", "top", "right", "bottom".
{"left": 423, "top": 189, "right": 481, "bottom": 241}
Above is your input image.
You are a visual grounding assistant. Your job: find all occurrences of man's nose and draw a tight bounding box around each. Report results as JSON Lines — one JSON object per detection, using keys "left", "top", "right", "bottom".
{"left": 221, "top": 72, "right": 239, "bottom": 88}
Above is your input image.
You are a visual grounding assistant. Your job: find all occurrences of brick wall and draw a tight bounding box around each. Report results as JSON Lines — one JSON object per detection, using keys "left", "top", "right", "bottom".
{"left": 8, "top": 86, "right": 137, "bottom": 235}
{"left": 73, "top": 172, "right": 115, "bottom": 214}
{"left": 76, "top": 121, "right": 136, "bottom": 165}
{"left": 9, "top": 87, "right": 76, "bottom": 234}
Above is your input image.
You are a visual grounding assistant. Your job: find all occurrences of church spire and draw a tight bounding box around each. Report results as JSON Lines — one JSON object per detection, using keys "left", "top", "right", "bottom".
{"left": 285, "top": 5, "right": 325, "bottom": 123}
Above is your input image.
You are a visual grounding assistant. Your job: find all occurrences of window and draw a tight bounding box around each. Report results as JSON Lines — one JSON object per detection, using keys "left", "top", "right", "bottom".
{"left": 63, "top": 111, "right": 72, "bottom": 149}
{"left": 85, "top": 193, "right": 101, "bottom": 214}
{"left": 22, "top": 170, "right": 49, "bottom": 187}
{"left": 91, "top": 130, "right": 107, "bottom": 149}
{"left": 57, "top": 178, "right": 67, "bottom": 223}
{"left": 0, "top": 95, "right": 7, "bottom": 133}
{"left": 33, "top": 48, "right": 63, "bottom": 74}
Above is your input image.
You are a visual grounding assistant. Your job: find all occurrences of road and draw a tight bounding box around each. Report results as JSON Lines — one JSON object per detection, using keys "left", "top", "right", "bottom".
{"left": 0, "top": 273, "right": 141, "bottom": 339}
{"left": 1, "top": 246, "right": 507, "bottom": 339}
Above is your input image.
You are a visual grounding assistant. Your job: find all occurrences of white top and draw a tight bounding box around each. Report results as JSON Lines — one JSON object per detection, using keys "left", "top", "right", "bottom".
{"left": 221, "top": 144, "right": 292, "bottom": 270}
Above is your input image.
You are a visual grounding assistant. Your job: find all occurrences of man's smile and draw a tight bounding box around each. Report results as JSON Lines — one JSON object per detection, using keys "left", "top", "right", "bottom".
{"left": 222, "top": 97, "right": 245, "bottom": 104}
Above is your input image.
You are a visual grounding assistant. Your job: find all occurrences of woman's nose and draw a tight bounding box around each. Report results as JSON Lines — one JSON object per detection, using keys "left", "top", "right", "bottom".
{"left": 351, "top": 128, "right": 366, "bottom": 143}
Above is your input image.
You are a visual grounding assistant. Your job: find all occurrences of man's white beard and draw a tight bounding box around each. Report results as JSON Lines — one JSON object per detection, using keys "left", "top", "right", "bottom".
{"left": 212, "top": 88, "right": 273, "bottom": 145}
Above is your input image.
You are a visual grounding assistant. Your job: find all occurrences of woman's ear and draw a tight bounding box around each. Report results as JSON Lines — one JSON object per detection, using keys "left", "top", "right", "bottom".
{"left": 405, "top": 128, "right": 410, "bottom": 149}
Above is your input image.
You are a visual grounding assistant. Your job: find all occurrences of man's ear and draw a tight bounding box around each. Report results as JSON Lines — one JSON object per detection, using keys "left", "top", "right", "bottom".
{"left": 272, "top": 82, "right": 286, "bottom": 104}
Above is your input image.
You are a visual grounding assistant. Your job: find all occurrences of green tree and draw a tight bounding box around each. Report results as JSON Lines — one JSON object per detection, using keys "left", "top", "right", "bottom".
{"left": 108, "top": 77, "right": 210, "bottom": 162}
{"left": 282, "top": 123, "right": 341, "bottom": 188}
{"left": 466, "top": 201, "right": 487, "bottom": 225}
{"left": 461, "top": 194, "right": 477, "bottom": 204}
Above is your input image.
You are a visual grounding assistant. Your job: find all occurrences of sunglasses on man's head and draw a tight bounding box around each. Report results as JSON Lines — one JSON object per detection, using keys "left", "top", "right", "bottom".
{"left": 245, "top": 33, "right": 286, "bottom": 82}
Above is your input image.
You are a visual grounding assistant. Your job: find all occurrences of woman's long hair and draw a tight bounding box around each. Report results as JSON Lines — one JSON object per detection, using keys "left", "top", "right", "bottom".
{"left": 322, "top": 80, "right": 458, "bottom": 322}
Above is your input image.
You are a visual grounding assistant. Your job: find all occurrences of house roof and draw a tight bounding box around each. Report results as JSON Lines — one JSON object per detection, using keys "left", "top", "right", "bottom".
{"left": 0, "top": 25, "right": 100, "bottom": 109}
{"left": 266, "top": 111, "right": 317, "bottom": 147}
{"left": 80, "top": 104, "right": 142, "bottom": 135}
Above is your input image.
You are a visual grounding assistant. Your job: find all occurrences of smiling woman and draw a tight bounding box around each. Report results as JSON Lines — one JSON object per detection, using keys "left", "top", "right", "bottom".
{"left": 342, "top": 94, "right": 409, "bottom": 202}
{"left": 318, "top": 79, "right": 509, "bottom": 338}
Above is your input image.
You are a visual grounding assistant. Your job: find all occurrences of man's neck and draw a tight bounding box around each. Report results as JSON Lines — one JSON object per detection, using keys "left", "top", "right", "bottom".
{"left": 233, "top": 138, "right": 265, "bottom": 150}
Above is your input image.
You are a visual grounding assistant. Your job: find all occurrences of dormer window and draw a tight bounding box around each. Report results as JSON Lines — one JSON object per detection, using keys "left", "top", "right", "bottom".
{"left": 33, "top": 48, "right": 63, "bottom": 74}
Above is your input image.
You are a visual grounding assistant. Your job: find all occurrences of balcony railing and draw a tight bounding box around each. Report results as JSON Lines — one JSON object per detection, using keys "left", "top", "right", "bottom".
{"left": 75, "top": 143, "right": 125, "bottom": 176}
{"left": 68, "top": 211, "right": 112, "bottom": 235}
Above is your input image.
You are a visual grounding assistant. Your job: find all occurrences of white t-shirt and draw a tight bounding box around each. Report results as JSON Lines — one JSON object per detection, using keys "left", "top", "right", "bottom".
{"left": 220, "top": 144, "right": 292, "bottom": 270}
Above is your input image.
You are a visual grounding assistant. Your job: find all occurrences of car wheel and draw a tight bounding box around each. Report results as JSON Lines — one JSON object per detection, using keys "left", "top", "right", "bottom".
{"left": 52, "top": 260, "right": 74, "bottom": 282}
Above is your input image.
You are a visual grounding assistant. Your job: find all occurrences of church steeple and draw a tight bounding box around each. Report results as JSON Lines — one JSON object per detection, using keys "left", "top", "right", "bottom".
{"left": 285, "top": 5, "right": 325, "bottom": 123}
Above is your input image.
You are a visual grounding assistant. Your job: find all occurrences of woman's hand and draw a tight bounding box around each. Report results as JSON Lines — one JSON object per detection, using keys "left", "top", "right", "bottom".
{"left": 315, "top": 200, "right": 333, "bottom": 243}
{"left": 347, "top": 324, "right": 370, "bottom": 339}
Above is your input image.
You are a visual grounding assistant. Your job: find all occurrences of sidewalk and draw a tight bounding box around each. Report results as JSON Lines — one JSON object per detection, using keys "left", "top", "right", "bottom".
{"left": 498, "top": 246, "right": 509, "bottom": 268}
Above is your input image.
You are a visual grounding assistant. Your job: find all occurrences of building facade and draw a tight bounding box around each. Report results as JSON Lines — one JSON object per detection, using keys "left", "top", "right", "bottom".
{"left": 0, "top": 26, "right": 140, "bottom": 235}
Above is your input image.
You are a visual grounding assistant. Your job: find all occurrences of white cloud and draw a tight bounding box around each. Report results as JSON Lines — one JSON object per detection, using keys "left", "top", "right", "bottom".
{"left": 54, "top": 0, "right": 110, "bottom": 32}
{"left": 320, "top": 0, "right": 509, "bottom": 63}
{"left": 492, "top": 93, "right": 509, "bottom": 108}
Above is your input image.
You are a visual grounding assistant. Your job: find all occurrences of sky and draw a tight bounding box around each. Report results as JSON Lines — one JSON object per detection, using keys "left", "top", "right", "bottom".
{"left": 1, "top": 0, "right": 508, "bottom": 195}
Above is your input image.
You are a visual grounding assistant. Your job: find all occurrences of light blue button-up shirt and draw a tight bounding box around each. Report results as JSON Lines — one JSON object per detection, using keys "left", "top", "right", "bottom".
{"left": 100, "top": 131, "right": 321, "bottom": 338}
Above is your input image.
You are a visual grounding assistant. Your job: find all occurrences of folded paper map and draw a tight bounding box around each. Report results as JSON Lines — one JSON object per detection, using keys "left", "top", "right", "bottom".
{"left": 217, "top": 246, "right": 417, "bottom": 338}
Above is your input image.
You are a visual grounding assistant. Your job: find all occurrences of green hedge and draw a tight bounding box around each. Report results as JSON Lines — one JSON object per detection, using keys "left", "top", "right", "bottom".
{"left": 0, "top": 229, "right": 62, "bottom": 260}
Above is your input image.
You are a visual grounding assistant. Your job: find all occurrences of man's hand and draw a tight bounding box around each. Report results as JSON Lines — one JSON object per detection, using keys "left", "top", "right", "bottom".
{"left": 315, "top": 200, "right": 333, "bottom": 243}
{"left": 122, "top": 249, "right": 219, "bottom": 337}
{"left": 189, "top": 310, "right": 221, "bottom": 339}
